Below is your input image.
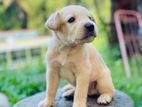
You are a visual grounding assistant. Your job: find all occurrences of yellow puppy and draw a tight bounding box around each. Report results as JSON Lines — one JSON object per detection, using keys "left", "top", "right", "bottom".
{"left": 39, "top": 5, "right": 115, "bottom": 107}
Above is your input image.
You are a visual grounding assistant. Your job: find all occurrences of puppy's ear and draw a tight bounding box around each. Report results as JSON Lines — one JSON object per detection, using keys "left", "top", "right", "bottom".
{"left": 45, "top": 12, "right": 61, "bottom": 31}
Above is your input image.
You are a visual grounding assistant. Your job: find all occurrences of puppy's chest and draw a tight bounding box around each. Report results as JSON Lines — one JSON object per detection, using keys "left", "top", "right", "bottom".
{"left": 59, "top": 64, "right": 76, "bottom": 85}
{"left": 57, "top": 52, "right": 68, "bottom": 66}
{"left": 56, "top": 48, "right": 75, "bottom": 65}
{"left": 57, "top": 52, "right": 76, "bottom": 85}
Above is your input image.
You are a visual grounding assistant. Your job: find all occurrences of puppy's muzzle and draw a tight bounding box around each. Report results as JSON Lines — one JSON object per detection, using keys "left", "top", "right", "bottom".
{"left": 83, "top": 23, "right": 96, "bottom": 40}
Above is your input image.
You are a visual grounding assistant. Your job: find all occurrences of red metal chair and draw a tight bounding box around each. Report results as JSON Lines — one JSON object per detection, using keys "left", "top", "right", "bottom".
{"left": 114, "top": 9, "right": 142, "bottom": 78}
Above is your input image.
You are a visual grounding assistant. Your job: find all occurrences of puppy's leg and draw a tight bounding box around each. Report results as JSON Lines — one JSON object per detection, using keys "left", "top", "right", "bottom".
{"left": 88, "top": 81, "right": 98, "bottom": 96}
{"left": 97, "top": 69, "right": 114, "bottom": 105}
{"left": 38, "top": 68, "right": 60, "bottom": 107}
{"left": 73, "top": 72, "right": 90, "bottom": 107}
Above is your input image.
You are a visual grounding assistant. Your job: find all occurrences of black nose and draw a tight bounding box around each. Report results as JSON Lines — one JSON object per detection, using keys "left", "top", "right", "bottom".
{"left": 84, "top": 23, "right": 94, "bottom": 32}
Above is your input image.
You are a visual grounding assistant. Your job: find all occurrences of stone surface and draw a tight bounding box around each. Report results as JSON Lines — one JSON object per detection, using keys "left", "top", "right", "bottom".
{"left": 13, "top": 89, "right": 135, "bottom": 107}
{"left": 0, "top": 93, "right": 10, "bottom": 107}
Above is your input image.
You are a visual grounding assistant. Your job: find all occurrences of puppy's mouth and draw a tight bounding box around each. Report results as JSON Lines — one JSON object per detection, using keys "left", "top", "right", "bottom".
{"left": 81, "top": 31, "right": 96, "bottom": 42}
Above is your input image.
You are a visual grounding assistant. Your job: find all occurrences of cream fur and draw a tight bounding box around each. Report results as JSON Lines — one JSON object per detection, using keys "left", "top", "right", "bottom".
{"left": 39, "top": 5, "right": 115, "bottom": 107}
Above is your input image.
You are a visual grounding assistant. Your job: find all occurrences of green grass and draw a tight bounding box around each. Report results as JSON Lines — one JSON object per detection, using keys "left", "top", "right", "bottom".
{"left": 0, "top": 60, "right": 46, "bottom": 105}
{"left": 0, "top": 32, "right": 142, "bottom": 107}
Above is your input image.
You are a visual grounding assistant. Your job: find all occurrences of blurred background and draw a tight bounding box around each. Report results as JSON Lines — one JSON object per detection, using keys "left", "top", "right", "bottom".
{"left": 0, "top": 0, "right": 142, "bottom": 107}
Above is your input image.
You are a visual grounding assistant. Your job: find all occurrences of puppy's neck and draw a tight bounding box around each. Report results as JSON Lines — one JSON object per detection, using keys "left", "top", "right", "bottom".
{"left": 50, "top": 34, "right": 86, "bottom": 66}
{"left": 53, "top": 33, "right": 84, "bottom": 51}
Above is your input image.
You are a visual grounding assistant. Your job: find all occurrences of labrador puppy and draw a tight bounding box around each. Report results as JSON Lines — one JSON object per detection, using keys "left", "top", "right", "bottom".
{"left": 39, "top": 5, "right": 115, "bottom": 107}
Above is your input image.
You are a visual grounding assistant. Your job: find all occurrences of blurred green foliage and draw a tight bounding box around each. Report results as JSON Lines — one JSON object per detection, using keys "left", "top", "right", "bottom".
{"left": 0, "top": 60, "right": 46, "bottom": 105}
{"left": 0, "top": 6, "right": 20, "bottom": 29}
{"left": 0, "top": 0, "right": 110, "bottom": 34}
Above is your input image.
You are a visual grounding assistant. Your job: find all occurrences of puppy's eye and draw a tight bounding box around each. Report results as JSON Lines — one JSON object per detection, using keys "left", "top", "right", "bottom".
{"left": 89, "top": 16, "right": 92, "bottom": 20}
{"left": 68, "top": 17, "right": 75, "bottom": 23}
{"left": 89, "top": 16, "right": 95, "bottom": 22}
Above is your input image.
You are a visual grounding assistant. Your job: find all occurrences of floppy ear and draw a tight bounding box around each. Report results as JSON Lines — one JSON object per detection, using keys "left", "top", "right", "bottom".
{"left": 45, "top": 12, "right": 61, "bottom": 31}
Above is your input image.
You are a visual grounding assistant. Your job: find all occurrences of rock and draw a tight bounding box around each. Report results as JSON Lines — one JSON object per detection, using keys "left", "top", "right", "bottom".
{"left": 0, "top": 93, "right": 10, "bottom": 107}
{"left": 13, "top": 89, "right": 135, "bottom": 107}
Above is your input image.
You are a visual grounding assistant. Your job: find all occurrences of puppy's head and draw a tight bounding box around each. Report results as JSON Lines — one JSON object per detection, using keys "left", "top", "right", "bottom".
{"left": 45, "top": 5, "right": 98, "bottom": 45}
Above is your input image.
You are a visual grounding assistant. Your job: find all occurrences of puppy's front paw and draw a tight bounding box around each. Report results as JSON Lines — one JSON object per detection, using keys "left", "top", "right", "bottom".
{"left": 97, "top": 94, "right": 112, "bottom": 105}
{"left": 38, "top": 100, "right": 53, "bottom": 107}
